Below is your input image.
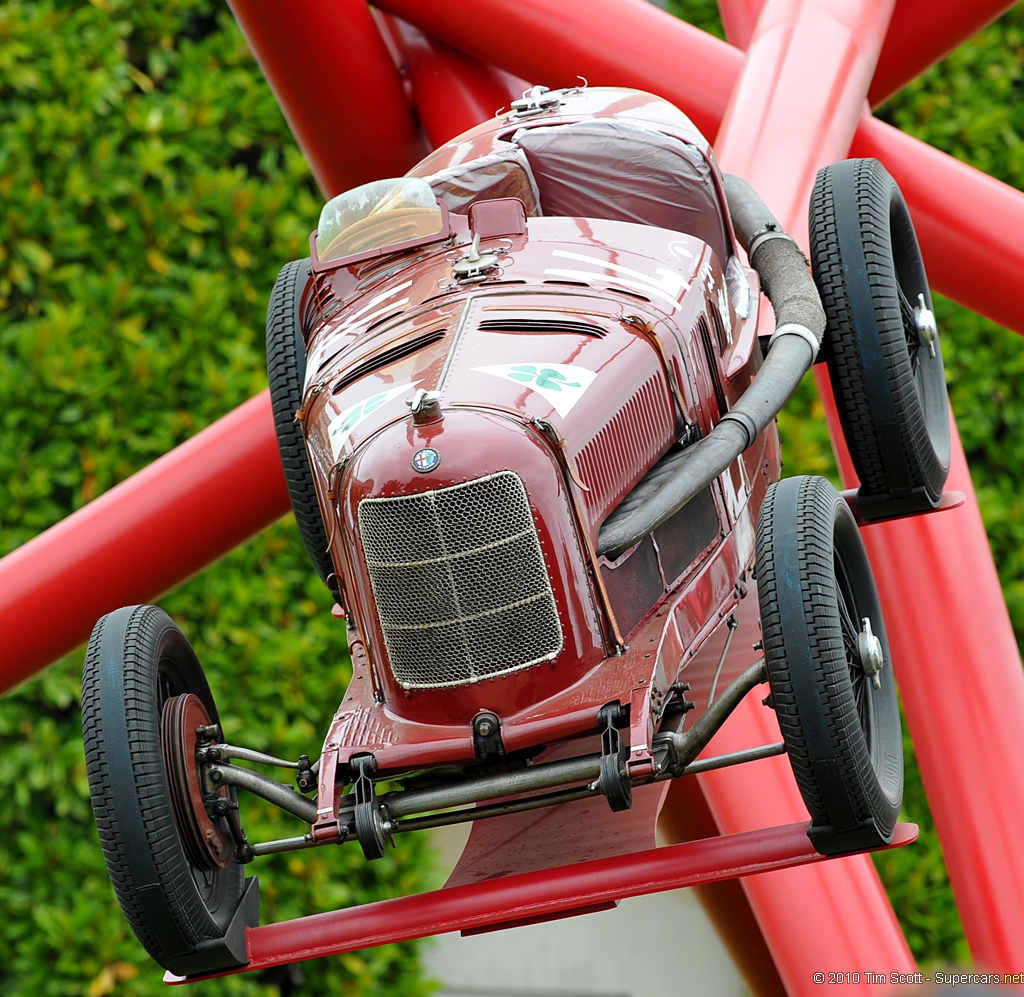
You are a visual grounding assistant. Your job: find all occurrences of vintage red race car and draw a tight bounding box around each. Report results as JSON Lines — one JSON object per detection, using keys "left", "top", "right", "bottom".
{"left": 82, "top": 85, "right": 950, "bottom": 978}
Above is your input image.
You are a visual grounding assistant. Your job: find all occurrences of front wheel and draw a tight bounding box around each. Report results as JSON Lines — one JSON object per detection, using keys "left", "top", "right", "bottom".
{"left": 809, "top": 158, "right": 950, "bottom": 514}
{"left": 755, "top": 476, "right": 903, "bottom": 855}
{"left": 82, "top": 605, "right": 257, "bottom": 975}
{"left": 267, "top": 258, "right": 340, "bottom": 601}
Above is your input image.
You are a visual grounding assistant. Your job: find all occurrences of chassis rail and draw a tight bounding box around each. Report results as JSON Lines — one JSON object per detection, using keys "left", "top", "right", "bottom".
{"left": 167, "top": 820, "right": 919, "bottom": 984}
{"left": 206, "top": 660, "right": 772, "bottom": 856}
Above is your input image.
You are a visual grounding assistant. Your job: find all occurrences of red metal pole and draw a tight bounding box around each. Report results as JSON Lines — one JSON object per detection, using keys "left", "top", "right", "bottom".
{"left": 373, "top": 0, "right": 742, "bottom": 142}
{"left": 0, "top": 392, "right": 289, "bottom": 694}
{"left": 813, "top": 345, "right": 1024, "bottom": 969}
{"left": 869, "top": 0, "right": 1018, "bottom": 107}
{"left": 851, "top": 113, "right": 1024, "bottom": 340}
{"left": 171, "top": 821, "right": 916, "bottom": 982}
{"left": 717, "top": 0, "right": 763, "bottom": 50}
{"left": 856, "top": 420, "right": 1024, "bottom": 968}
{"left": 658, "top": 778, "right": 788, "bottom": 997}
{"left": 226, "top": 0, "right": 428, "bottom": 196}
{"left": 713, "top": 0, "right": 895, "bottom": 226}
{"left": 694, "top": 708, "right": 915, "bottom": 988}
{"left": 376, "top": 13, "right": 530, "bottom": 148}
{"left": 719, "top": 0, "right": 1017, "bottom": 106}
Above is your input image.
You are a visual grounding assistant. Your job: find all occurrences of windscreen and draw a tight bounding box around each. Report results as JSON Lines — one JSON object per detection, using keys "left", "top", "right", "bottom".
{"left": 315, "top": 178, "right": 444, "bottom": 263}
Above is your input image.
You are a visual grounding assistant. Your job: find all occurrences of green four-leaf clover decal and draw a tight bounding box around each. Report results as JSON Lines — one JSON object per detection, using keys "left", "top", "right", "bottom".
{"left": 507, "top": 365, "right": 580, "bottom": 391}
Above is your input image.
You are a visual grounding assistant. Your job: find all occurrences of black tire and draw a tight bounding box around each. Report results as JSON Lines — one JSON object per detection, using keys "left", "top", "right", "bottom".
{"left": 267, "top": 258, "right": 340, "bottom": 601}
{"left": 755, "top": 476, "right": 903, "bottom": 855}
{"left": 82, "top": 605, "right": 251, "bottom": 975}
{"left": 809, "top": 158, "right": 950, "bottom": 510}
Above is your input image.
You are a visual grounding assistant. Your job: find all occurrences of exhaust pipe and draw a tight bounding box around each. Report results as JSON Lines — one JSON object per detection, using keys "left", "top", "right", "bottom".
{"left": 597, "top": 175, "right": 825, "bottom": 559}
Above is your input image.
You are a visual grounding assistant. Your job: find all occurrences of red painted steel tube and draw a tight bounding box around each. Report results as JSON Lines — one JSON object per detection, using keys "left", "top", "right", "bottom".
{"left": 658, "top": 778, "right": 787, "bottom": 997}
{"left": 226, "top": 0, "right": 428, "bottom": 197}
{"left": 695, "top": 707, "right": 916, "bottom": 991}
{"left": 167, "top": 821, "right": 917, "bottom": 982}
{"left": 818, "top": 367, "right": 1024, "bottom": 968}
{"left": 377, "top": 14, "right": 530, "bottom": 148}
{"left": 713, "top": 0, "right": 896, "bottom": 229}
{"left": 717, "top": 0, "right": 763, "bottom": 50}
{"left": 864, "top": 436, "right": 1024, "bottom": 968}
{"left": 373, "top": 0, "right": 742, "bottom": 143}
{"left": 869, "top": 0, "right": 1018, "bottom": 107}
{"left": 719, "top": 0, "right": 1017, "bottom": 106}
{"left": 852, "top": 113, "right": 1024, "bottom": 340}
{"left": 378, "top": 0, "right": 1024, "bottom": 340}
{"left": 0, "top": 391, "right": 289, "bottom": 694}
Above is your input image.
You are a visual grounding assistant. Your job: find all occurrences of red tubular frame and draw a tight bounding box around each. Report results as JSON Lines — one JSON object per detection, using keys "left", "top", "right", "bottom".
{"left": 166, "top": 821, "right": 918, "bottom": 985}
{"left": 869, "top": 0, "right": 1019, "bottom": 106}
{"left": 722, "top": 0, "right": 1018, "bottom": 107}
{"left": 375, "top": 13, "right": 530, "bottom": 148}
{"left": 713, "top": 0, "right": 896, "bottom": 224}
{"left": 375, "top": 0, "right": 741, "bottom": 141}
{"left": 857, "top": 420, "right": 1024, "bottom": 967}
{"left": 5, "top": 0, "right": 1024, "bottom": 988}
{"left": 225, "top": 0, "right": 428, "bottom": 196}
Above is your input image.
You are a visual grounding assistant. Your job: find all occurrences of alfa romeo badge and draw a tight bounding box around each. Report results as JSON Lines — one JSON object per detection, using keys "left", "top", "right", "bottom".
{"left": 411, "top": 447, "right": 440, "bottom": 472}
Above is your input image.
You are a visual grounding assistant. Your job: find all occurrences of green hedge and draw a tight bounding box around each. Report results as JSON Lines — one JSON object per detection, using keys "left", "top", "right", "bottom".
{"left": 0, "top": 2, "right": 432, "bottom": 994}
{"left": 1, "top": 0, "right": 1022, "bottom": 991}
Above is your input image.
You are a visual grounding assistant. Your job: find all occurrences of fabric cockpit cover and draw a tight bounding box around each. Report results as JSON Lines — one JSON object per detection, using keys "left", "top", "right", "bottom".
{"left": 514, "top": 120, "right": 730, "bottom": 262}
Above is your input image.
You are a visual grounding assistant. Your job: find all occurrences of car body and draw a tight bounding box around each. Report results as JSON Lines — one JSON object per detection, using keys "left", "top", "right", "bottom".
{"left": 296, "top": 85, "right": 772, "bottom": 807}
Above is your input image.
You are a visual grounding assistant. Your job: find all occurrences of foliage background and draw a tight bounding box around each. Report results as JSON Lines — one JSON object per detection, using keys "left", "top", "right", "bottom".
{"left": 0, "top": 2, "right": 433, "bottom": 994}
{"left": 0, "top": 0, "right": 1021, "bottom": 993}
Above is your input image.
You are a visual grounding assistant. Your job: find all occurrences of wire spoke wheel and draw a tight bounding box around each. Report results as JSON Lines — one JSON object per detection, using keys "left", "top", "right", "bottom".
{"left": 896, "top": 284, "right": 922, "bottom": 376}
{"left": 755, "top": 476, "right": 903, "bottom": 855}
{"left": 82, "top": 605, "right": 254, "bottom": 975}
{"left": 834, "top": 552, "right": 871, "bottom": 735}
{"left": 809, "top": 158, "right": 950, "bottom": 510}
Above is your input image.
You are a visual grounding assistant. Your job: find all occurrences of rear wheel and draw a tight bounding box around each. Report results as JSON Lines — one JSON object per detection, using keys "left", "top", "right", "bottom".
{"left": 266, "top": 258, "right": 340, "bottom": 600}
{"left": 82, "top": 605, "right": 256, "bottom": 975}
{"left": 809, "top": 158, "right": 949, "bottom": 513}
{"left": 755, "top": 476, "right": 903, "bottom": 855}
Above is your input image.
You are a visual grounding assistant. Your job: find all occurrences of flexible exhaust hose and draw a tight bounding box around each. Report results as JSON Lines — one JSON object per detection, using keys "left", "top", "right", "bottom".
{"left": 597, "top": 175, "right": 826, "bottom": 559}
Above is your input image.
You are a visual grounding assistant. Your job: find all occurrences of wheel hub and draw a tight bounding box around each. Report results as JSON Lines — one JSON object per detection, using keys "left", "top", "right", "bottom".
{"left": 913, "top": 292, "right": 938, "bottom": 358}
{"left": 857, "top": 617, "right": 885, "bottom": 690}
{"left": 162, "top": 693, "right": 234, "bottom": 870}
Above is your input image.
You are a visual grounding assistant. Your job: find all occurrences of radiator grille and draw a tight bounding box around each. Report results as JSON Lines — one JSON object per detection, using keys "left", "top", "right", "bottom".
{"left": 576, "top": 374, "right": 674, "bottom": 519}
{"left": 358, "top": 472, "right": 563, "bottom": 689}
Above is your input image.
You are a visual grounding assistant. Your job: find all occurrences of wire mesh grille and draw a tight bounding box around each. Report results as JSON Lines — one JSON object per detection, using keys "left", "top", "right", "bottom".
{"left": 358, "top": 471, "right": 563, "bottom": 689}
